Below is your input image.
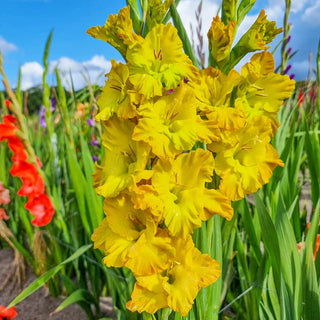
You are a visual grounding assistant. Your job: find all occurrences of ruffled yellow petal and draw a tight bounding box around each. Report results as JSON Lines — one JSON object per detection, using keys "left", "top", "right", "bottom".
{"left": 96, "top": 60, "right": 138, "bottom": 121}
{"left": 126, "top": 227, "right": 175, "bottom": 276}
{"left": 208, "top": 16, "right": 235, "bottom": 67}
{"left": 196, "top": 67, "right": 244, "bottom": 131}
{"left": 127, "top": 23, "right": 198, "bottom": 98}
{"left": 97, "top": 194, "right": 174, "bottom": 275}
{"left": 164, "top": 264, "right": 198, "bottom": 316}
{"left": 206, "top": 107, "right": 246, "bottom": 131}
{"left": 130, "top": 174, "right": 164, "bottom": 218}
{"left": 146, "top": 0, "right": 174, "bottom": 30}
{"left": 234, "top": 10, "right": 282, "bottom": 53}
{"left": 104, "top": 196, "right": 141, "bottom": 240}
{"left": 126, "top": 274, "right": 169, "bottom": 314}
{"left": 87, "top": 6, "right": 142, "bottom": 57}
{"left": 200, "top": 188, "right": 233, "bottom": 221}
{"left": 236, "top": 51, "right": 295, "bottom": 132}
{"left": 151, "top": 149, "right": 217, "bottom": 237}
{"left": 93, "top": 117, "right": 150, "bottom": 198}
{"left": 164, "top": 236, "right": 221, "bottom": 315}
{"left": 91, "top": 217, "right": 110, "bottom": 250}
{"left": 133, "top": 84, "right": 212, "bottom": 159}
{"left": 211, "top": 117, "right": 284, "bottom": 201}
{"left": 196, "top": 67, "right": 240, "bottom": 111}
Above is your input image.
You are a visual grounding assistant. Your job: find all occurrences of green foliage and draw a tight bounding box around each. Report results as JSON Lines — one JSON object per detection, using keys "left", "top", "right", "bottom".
{"left": 0, "top": 1, "right": 320, "bottom": 320}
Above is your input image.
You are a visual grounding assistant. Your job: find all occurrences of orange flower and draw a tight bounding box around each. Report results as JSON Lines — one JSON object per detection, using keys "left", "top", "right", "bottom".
{"left": 0, "top": 305, "right": 17, "bottom": 319}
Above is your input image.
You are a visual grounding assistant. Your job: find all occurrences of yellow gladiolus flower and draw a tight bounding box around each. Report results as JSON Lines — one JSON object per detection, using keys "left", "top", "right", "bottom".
{"left": 196, "top": 67, "right": 245, "bottom": 131}
{"left": 235, "top": 9, "right": 282, "bottom": 53}
{"left": 96, "top": 60, "right": 139, "bottom": 122}
{"left": 145, "top": 0, "right": 174, "bottom": 30}
{"left": 235, "top": 51, "right": 295, "bottom": 132}
{"left": 209, "top": 117, "right": 284, "bottom": 201}
{"left": 149, "top": 149, "right": 233, "bottom": 237}
{"left": 92, "top": 193, "right": 175, "bottom": 276}
{"left": 127, "top": 235, "right": 221, "bottom": 315}
{"left": 127, "top": 23, "right": 199, "bottom": 98}
{"left": 93, "top": 117, "right": 150, "bottom": 198}
{"left": 87, "top": 6, "right": 143, "bottom": 57}
{"left": 208, "top": 16, "right": 235, "bottom": 68}
{"left": 133, "top": 83, "right": 218, "bottom": 159}
{"left": 126, "top": 274, "right": 169, "bottom": 314}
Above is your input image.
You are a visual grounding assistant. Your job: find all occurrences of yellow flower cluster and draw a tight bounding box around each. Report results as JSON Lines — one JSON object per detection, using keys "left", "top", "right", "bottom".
{"left": 88, "top": 4, "right": 295, "bottom": 316}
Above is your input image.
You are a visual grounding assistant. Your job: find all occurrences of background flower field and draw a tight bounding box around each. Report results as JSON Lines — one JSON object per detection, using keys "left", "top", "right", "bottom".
{"left": 0, "top": 0, "right": 320, "bottom": 319}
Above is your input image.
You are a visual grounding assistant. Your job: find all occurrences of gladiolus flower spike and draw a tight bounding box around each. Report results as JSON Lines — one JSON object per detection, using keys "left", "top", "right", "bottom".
{"left": 88, "top": 4, "right": 295, "bottom": 316}
{"left": 0, "top": 115, "right": 54, "bottom": 227}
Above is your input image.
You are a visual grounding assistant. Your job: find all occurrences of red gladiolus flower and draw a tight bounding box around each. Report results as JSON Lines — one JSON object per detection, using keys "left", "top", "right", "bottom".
{"left": 0, "top": 305, "right": 18, "bottom": 319}
{"left": 4, "top": 99, "right": 11, "bottom": 109}
{"left": 10, "top": 161, "right": 45, "bottom": 197}
{"left": 0, "top": 115, "right": 17, "bottom": 140}
{"left": 0, "top": 115, "right": 55, "bottom": 227}
{"left": 25, "top": 194, "right": 55, "bottom": 227}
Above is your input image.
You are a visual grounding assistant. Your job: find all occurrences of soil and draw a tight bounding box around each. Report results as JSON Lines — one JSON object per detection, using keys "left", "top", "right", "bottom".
{"left": 0, "top": 248, "right": 116, "bottom": 320}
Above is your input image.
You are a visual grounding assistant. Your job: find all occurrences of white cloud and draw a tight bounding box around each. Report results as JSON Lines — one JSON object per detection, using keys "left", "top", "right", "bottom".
{"left": 177, "top": 0, "right": 220, "bottom": 65}
{"left": 291, "top": 0, "right": 309, "bottom": 13}
{"left": 50, "top": 55, "right": 111, "bottom": 90}
{"left": 19, "top": 55, "right": 111, "bottom": 91}
{"left": 0, "top": 36, "right": 18, "bottom": 55}
{"left": 21, "top": 62, "right": 44, "bottom": 90}
{"left": 302, "top": 0, "right": 320, "bottom": 26}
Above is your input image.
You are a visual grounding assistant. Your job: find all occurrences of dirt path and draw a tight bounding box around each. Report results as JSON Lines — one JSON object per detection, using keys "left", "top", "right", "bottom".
{"left": 0, "top": 248, "right": 89, "bottom": 320}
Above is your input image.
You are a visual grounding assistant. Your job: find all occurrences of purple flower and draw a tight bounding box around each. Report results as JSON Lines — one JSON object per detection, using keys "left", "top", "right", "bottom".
{"left": 87, "top": 118, "right": 95, "bottom": 127}
{"left": 92, "top": 156, "right": 99, "bottom": 162}
{"left": 286, "top": 35, "right": 291, "bottom": 44}
{"left": 184, "top": 77, "right": 189, "bottom": 83}
{"left": 91, "top": 140, "right": 100, "bottom": 147}
{"left": 284, "top": 64, "right": 292, "bottom": 75}
{"left": 39, "top": 105, "right": 47, "bottom": 128}
{"left": 289, "top": 74, "right": 295, "bottom": 80}
{"left": 51, "top": 98, "right": 56, "bottom": 113}
{"left": 287, "top": 47, "right": 292, "bottom": 56}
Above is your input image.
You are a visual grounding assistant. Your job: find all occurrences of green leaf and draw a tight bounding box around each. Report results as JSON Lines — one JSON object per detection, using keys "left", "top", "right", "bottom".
{"left": 241, "top": 198, "right": 262, "bottom": 262}
{"left": 51, "top": 289, "right": 97, "bottom": 315}
{"left": 237, "top": 0, "right": 256, "bottom": 28}
{"left": 127, "top": 0, "right": 143, "bottom": 34}
{"left": 303, "top": 248, "right": 320, "bottom": 320}
{"left": 8, "top": 244, "right": 92, "bottom": 307}
{"left": 169, "top": 2, "right": 199, "bottom": 67}
{"left": 254, "top": 193, "right": 281, "bottom": 296}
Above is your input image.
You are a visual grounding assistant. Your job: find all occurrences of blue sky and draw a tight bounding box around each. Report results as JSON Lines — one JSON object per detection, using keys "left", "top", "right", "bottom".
{"left": 1, "top": 0, "right": 319, "bottom": 91}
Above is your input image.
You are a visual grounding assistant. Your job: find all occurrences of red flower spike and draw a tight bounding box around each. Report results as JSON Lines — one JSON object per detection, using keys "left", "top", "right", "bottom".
{"left": 0, "top": 115, "right": 55, "bottom": 227}
{"left": 25, "top": 194, "right": 55, "bottom": 227}
{"left": 0, "top": 305, "right": 18, "bottom": 319}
